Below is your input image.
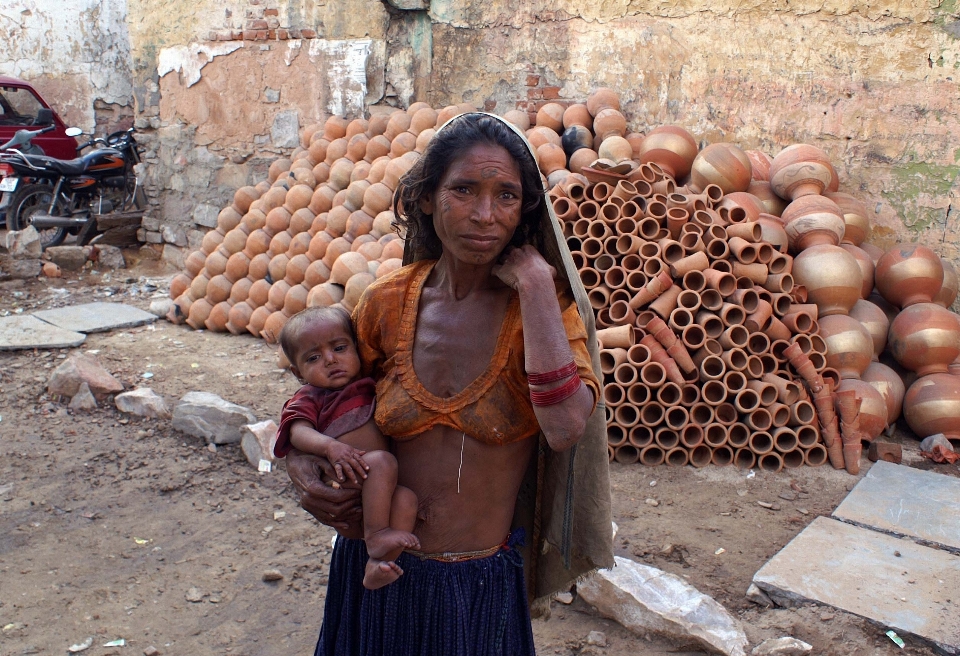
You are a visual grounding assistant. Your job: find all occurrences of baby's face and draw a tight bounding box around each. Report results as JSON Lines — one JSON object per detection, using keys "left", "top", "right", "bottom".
{"left": 290, "top": 319, "right": 361, "bottom": 390}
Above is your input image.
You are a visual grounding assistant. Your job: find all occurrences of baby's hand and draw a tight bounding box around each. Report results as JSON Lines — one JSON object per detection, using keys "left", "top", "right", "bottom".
{"left": 325, "top": 441, "right": 369, "bottom": 485}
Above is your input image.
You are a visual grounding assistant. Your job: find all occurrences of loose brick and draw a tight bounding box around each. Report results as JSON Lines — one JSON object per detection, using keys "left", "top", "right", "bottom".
{"left": 526, "top": 74, "right": 541, "bottom": 87}
{"left": 242, "top": 30, "right": 257, "bottom": 40}
{"left": 527, "top": 88, "right": 543, "bottom": 101}
{"left": 255, "top": 30, "right": 268, "bottom": 40}
{"left": 246, "top": 18, "right": 268, "bottom": 30}
{"left": 542, "top": 86, "right": 561, "bottom": 100}
{"left": 267, "top": 29, "right": 277, "bottom": 39}
{"left": 277, "top": 28, "right": 288, "bottom": 39}
{"left": 300, "top": 28, "right": 317, "bottom": 38}
{"left": 288, "top": 28, "right": 301, "bottom": 38}
{"left": 264, "top": 7, "right": 279, "bottom": 15}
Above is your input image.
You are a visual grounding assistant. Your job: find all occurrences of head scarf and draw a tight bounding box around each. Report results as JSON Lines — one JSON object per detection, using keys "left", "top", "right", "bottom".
{"left": 402, "top": 112, "right": 614, "bottom": 606}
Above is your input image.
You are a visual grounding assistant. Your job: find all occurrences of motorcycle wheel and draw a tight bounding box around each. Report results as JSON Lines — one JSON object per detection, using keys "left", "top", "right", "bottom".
{"left": 9, "top": 183, "right": 68, "bottom": 249}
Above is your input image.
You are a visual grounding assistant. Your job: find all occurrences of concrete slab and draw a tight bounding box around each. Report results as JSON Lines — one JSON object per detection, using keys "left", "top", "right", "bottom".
{"left": 753, "top": 517, "right": 960, "bottom": 654}
{"left": 833, "top": 461, "right": 960, "bottom": 553}
{"left": 0, "top": 315, "right": 86, "bottom": 350}
{"left": 32, "top": 302, "right": 156, "bottom": 334}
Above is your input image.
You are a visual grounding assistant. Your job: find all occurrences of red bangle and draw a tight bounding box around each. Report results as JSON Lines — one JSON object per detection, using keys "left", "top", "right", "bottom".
{"left": 530, "top": 374, "right": 583, "bottom": 406}
{"left": 527, "top": 361, "right": 578, "bottom": 386}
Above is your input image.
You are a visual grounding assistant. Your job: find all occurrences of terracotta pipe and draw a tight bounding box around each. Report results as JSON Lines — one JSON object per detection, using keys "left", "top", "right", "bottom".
{"left": 572, "top": 218, "right": 591, "bottom": 238}
{"left": 609, "top": 300, "right": 637, "bottom": 327}
{"left": 597, "top": 324, "right": 634, "bottom": 349}
{"left": 637, "top": 216, "right": 661, "bottom": 240}
{"left": 626, "top": 343, "right": 651, "bottom": 367}
{"left": 553, "top": 197, "right": 579, "bottom": 223}
{"left": 692, "top": 209, "right": 716, "bottom": 230}
{"left": 682, "top": 270, "right": 706, "bottom": 293}
{"left": 719, "top": 204, "right": 747, "bottom": 224}
{"left": 749, "top": 429, "right": 774, "bottom": 454}
{"left": 765, "top": 316, "right": 792, "bottom": 341}
{"left": 704, "top": 423, "right": 727, "bottom": 447}
{"left": 668, "top": 308, "right": 694, "bottom": 335}
{"left": 700, "top": 288, "right": 724, "bottom": 312}
{"left": 769, "top": 402, "right": 790, "bottom": 427}
{"left": 728, "top": 236, "right": 758, "bottom": 264}
{"left": 689, "top": 444, "right": 712, "bottom": 468}
{"left": 703, "top": 224, "right": 726, "bottom": 244}
{"left": 603, "top": 266, "right": 627, "bottom": 290}
{"left": 639, "top": 361, "right": 667, "bottom": 388}
{"left": 614, "top": 444, "right": 640, "bottom": 464}
{"left": 600, "top": 348, "right": 629, "bottom": 375}
{"left": 655, "top": 428, "right": 681, "bottom": 451}
{"left": 821, "top": 367, "right": 840, "bottom": 389}
{"left": 610, "top": 288, "right": 632, "bottom": 306}
{"left": 723, "top": 370, "right": 747, "bottom": 394}
{"left": 706, "top": 238, "right": 730, "bottom": 261}
{"left": 629, "top": 424, "right": 654, "bottom": 448}
{"left": 768, "top": 252, "right": 793, "bottom": 275}
{"left": 615, "top": 215, "right": 638, "bottom": 236}
{"left": 745, "top": 354, "right": 764, "bottom": 379}
{"left": 651, "top": 178, "right": 676, "bottom": 196}
{"left": 794, "top": 333, "right": 815, "bottom": 354}
{"left": 627, "top": 382, "right": 652, "bottom": 406}
{"left": 679, "top": 232, "right": 706, "bottom": 254}
{"left": 640, "top": 402, "right": 666, "bottom": 429}
{"left": 665, "top": 405, "right": 689, "bottom": 431}
{"left": 645, "top": 199, "right": 667, "bottom": 223}
{"left": 681, "top": 383, "right": 701, "bottom": 405}
{"left": 755, "top": 243, "right": 775, "bottom": 265}
{"left": 666, "top": 192, "right": 688, "bottom": 210}
{"left": 621, "top": 251, "right": 643, "bottom": 272}
{"left": 703, "top": 269, "right": 736, "bottom": 296}
{"left": 625, "top": 270, "right": 648, "bottom": 294}
{"left": 732, "top": 262, "right": 768, "bottom": 284}
{"left": 589, "top": 181, "right": 613, "bottom": 203}
{"left": 789, "top": 399, "right": 816, "bottom": 426}
{"left": 796, "top": 424, "right": 820, "bottom": 448}
{"left": 722, "top": 348, "right": 749, "bottom": 373}
{"left": 746, "top": 379, "right": 777, "bottom": 406}
{"left": 663, "top": 446, "right": 689, "bottom": 467}
{"left": 734, "top": 387, "right": 760, "bottom": 413}
{"left": 639, "top": 445, "right": 665, "bottom": 466}
{"left": 640, "top": 334, "right": 686, "bottom": 385}
{"left": 773, "top": 426, "right": 799, "bottom": 453}
{"left": 725, "top": 222, "right": 761, "bottom": 242}
{"left": 596, "top": 307, "right": 613, "bottom": 329}
{"left": 699, "top": 354, "right": 726, "bottom": 381}
{"left": 587, "top": 285, "right": 610, "bottom": 310}
{"left": 803, "top": 444, "right": 828, "bottom": 467}
{"left": 607, "top": 423, "right": 628, "bottom": 448}
{"left": 604, "top": 383, "right": 627, "bottom": 411}
{"left": 812, "top": 381, "right": 844, "bottom": 470}
{"left": 692, "top": 339, "right": 723, "bottom": 368}
{"left": 747, "top": 332, "right": 771, "bottom": 356}
{"left": 677, "top": 289, "right": 702, "bottom": 314}
{"left": 577, "top": 199, "right": 600, "bottom": 221}
{"left": 608, "top": 179, "right": 636, "bottom": 202}
{"left": 712, "top": 445, "right": 734, "bottom": 466}
{"left": 757, "top": 451, "right": 784, "bottom": 473}
{"left": 729, "top": 288, "right": 760, "bottom": 313}
{"left": 628, "top": 270, "right": 673, "bottom": 311}
{"left": 578, "top": 267, "right": 601, "bottom": 291}
{"left": 643, "top": 256, "right": 667, "bottom": 278}
{"left": 669, "top": 251, "right": 709, "bottom": 278}
{"left": 791, "top": 285, "right": 808, "bottom": 303}
{"left": 581, "top": 236, "right": 603, "bottom": 259}
{"left": 635, "top": 311, "right": 656, "bottom": 329}
{"left": 762, "top": 373, "right": 800, "bottom": 405}
{"left": 657, "top": 238, "right": 685, "bottom": 265}
{"left": 557, "top": 176, "right": 587, "bottom": 202}
{"left": 587, "top": 219, "right": 611, "bottom": 240}
{"left": 702, "top": 379, "right": 727, "bottom": 406}
{"left": 681, "top": 324, "right": 707, "bottom": 352}
{"left": 648, "top": 284, "right": 682, "bottom": 319}
{"left": 727, "top": 423, "right": 750, "bottom": 449}
{"left": 712, "top": 259, "right": 733, "bottom": 274}
{"left": 719, "top": 325, "right": 749, "bottom": 350}
{"left": 835, "top": 389, "right": 863, "bottom": 475}
{"left": 781, "top": 310, "right": 814, "bottom": 334}
{"left": 689, "top": 403, "right": 714, "bottom": 427}
{"left": 666, "top": 206, "right": 689, "bottom": 239}
{"left": 570, "top": 250, "right": 586, "bottom": 271}
{"left": 600, "top": 201, "right": 621, "bottom": 226}
{"left": 614, "top": 404, "right": 641, "bottom": 429}
{"left": 715, "top": 402, "right": 738, "bottom": 425}
{"left": 759, "top": 354, "right": 779, "bottom": 377}
{"left": 694, "top": 312, "right": 723, "bottom": 340}
{"left": 657, "top": 381, "right": 683, "bottom": 406}
{"left": 744, "top": 299, "right": 773, "bottom": 333}
{"left": 733, "top": 448, "right": 756, "bottom": 469}
{"left": 601, "top": 235, "right": 621, "bottom": 258}
{"left": 613, "top": 362, "right": 639, "bottom": 387}
{"left": 607, "top": 444, "right": 615, "bottom": 463}
{"left": 762, "top": 273, "right": 794, "bottom": 294}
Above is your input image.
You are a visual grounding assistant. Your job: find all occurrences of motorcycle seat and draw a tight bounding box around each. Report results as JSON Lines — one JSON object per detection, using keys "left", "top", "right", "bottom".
{"left": 22, "top": 154, "right": 88, "bottom": 176}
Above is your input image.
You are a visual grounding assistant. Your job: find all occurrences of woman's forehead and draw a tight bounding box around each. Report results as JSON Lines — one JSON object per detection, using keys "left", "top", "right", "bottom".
{"left": 444, "top": 143, "right": 520, "bottom": 180}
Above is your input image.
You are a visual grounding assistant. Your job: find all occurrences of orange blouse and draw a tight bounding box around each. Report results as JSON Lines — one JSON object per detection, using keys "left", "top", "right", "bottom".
{"left": 352, "top": 260, "right": 600, "bottom": 445}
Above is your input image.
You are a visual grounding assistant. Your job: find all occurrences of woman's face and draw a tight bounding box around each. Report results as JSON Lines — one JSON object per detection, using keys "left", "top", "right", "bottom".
{"left": 419, "top": 143, "right": 523, "bottom": 267}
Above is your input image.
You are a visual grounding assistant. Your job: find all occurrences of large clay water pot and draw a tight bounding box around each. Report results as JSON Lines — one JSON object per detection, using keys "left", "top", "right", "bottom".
{"left": 849, "top": 299, "right": 889, "bottom": 358}
{"left": 781, "top": 195, "right": 845, "bottom": 252}
{"left": 903, "top": 373, "right": 960, "bottom": 442}
{"left": 769, "top": 144, "right": 837, "bottom": 200}
{"left": 745, "top": 150, "right": 773, "bottom": 181}
{"left": 887, "top": 302, "right": 960, "bottom": 375}
{"left": 747, "top": 181, "right": 787, "bottom": 217}
{"left": 840, "top": 244, "right": 875, "bottom": 299}
{"left": 836, "top": 378, "right": 888, "bottom": 442}
{"left": 636, "top": 126, "right": 698, "bottom": 180}
{"left": 818, "top": 314, "right": 874, "bottom": 379}
{"left": 688, "top": 143, "right": 752, "bottom": 195}
{"left": 586, "top": 87, "right": 621, "bottom": 116}
{"left": 875, "top": 243, "right": 944, "bottom": 308}
{"left": 791, "top": 244, "right": 862, "bottom": 316}
{"left": 862, "top": 361, "right": 905, "bottom": 425}
{"left": 825, "top": 191, "right": 870, "bottom": 246}
{"left": 756, "top": 214, "right": 789, "bottom": 253}
{"left": 934, "top": 258, "right": 959, "bottom": 308}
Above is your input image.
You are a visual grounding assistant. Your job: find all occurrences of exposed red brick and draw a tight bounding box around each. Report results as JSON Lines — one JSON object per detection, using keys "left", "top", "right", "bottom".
{"left": 267, "top": 29, "right": 277, "bottom": 39}
{"left": 207, "top": 31, "right": 218, "bottom": 41}
{"left": 264, "top": 8, "right": 279, "bottom": 15}
{"left": 301, "top": 28, "right": 317, "bottom": 38}
{"left": 242, "top": 30, "right": 257, "bottom": 40}
{"left": 542, "top": 86, "right": 561, "bottom": 100}
{"left": 216, "top": 31, "right": 232, "bottom": 41}
{"left": 277, "top": 28, "right": 288, "bottom": 39}
{"left": 254, "top": 29, "right": 268, "bottom": 40}
{"left": 527, "top": 112, "right": 538, "bottom": 126}
{"left": 526, "top": 74, "right": 541, "bottom": 87}
{"left": 527, "top": 88, "right": 543, "bottom": 101}
{"left": 246, "top": 18, "right": 268, "bottom": 29}
{"left": 483, "top": 99, "right": 497, "bottom": 111}
{"left": 288, "top": 28, "right": 301, "bottom": 38}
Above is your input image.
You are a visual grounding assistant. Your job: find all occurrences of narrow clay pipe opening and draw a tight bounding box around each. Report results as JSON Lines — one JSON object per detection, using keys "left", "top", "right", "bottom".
{"left": 748, "top": 408, "right": 773, "bottom": 432}
{"left": 570, "top": 251, "right": 586, "bottom": 271}
{"left": 573, "top": 218, "right": 592, "bottom": 238}
{"left": 783, "top": 311, "right": 813, "bottom": 333}
{"left": 620, "top": 200, "right": 642, "bottom": 220}
{"left": 719, "top": 303, "right": 746, "bottom": 327}
{"left": 645, "top": 201, "right": 667, "bottom": 221}
{"left": 810, "top": 334, "right": 827, "bottom": 354}
{"left": 615, "top": 217, "right": 638, "bottom": 236}
{"left": 693, "top": 339, "right": 722, "bottom": 365}
{"left": 728, "top": 423, "right": 750, "bottom": 448}
{"left": 614, "top": 444, "right": 640, "bottom": 464}
{"left": 590, "top": 181, "right": 613, "bottom": 203}
{"left": 603, "top": 235, "right": 622, "bottom": 258}
{"left": 748, "top": 332, "right": 770, "bottom": 356}
{"left": 679, "top": 233, "right": 704, "bottom": 253}
{"left": 758, "top": 451, "right": 783, "bottom": 473}
{"left": 639, "top": 445, "right": 665, "bottom": 466}
{"left": 770, "top": 403, "right": 790, "bottom": 427}
{"left": 621, "top": 252, "right": 643, "bottom": 272}
{"left": 704, "top": 423, "right": 727, "bottom": 447}
{"left": 764, "top": 273, "right": 794, "bottom": 294}
{"left": 733, "top": 448, "right": 756, "bottom": 469}
{"left": 723, "top": 370, "right": 747, "bottom": 394}
{"left": 700, "top": 289, "right": 724, "bottom": 311}
{"left": 609, "top": 300, "right": 634, "bottom": 324}
{"left": 643, "top": 257, "right": 666, "bottom": 277}
{"left": 677, "top": 290, "right": 702, "bottom": 312}
{"left": 635, "top": 311, "right": 657, "bottom": 330}
{"left": 669, "top": 308, "right": 693, "bottom": 331}
{"left": 659, "top": 240, "right": 685, "bottom": 264}
{"left": 577, "top": 199, "right": 600, "bottom": 220}
{"left": 657, "top": 382, "right": 682, "bottom": 406}
{"left": 638, "top": 217, "right": 661, "bottom": 240}
{"left": 627, "top": 382, "right": 651, "bottom": 406}
{"left": 712, "top": 445, "right": 734, "bottom": 466}
{"left": 702, "top": 380, "right": 727, "bottom": 406}
{"left": 691, "top": 403, "right": 715, "bottom": 426}
{"left": 700, "top": 355, "right": 726, "bottom": 381}
{"left": 607, "top": 424, "right": 627, "bottom": 448}
{"left": 665, "top": 447, "right": 689, "bottom": 467}
{"left": 681, "top": 383, "right": 701, "bottom": 405}
{"left": 629, "top": 425, "right": 654, "bottom": 448}
{"left": 719, "top": 325, "right": 749, "bottom": 350}
{"left": 782, "top": 448, "right": 804, "bottom": 469}
{"left": 803, "top": 444, "right": 828, "bottom": 466}
{"left": 728, "top": 237, "right": 757, "bottom": 263}
{"left": 640, "top": 401, "right": 665, "bottom": 427}
{"left": 747, "top": 380, "right": 778, "bottom": 406}
{"left": 640, "top": 361, "right": 666, "bottom": 388}
{"left": 625, "top": 271, "right": 648, "bottom": 293}
{"left": 790, "top": 399, "right": 816, "bottom": 425}
{"left": 692, "top": 209, "right": 714, "bottom": 229}
{"left": 808, "top": 351, "right": 827, "bottom": 372}
{"left": 759, "top": 354, "right": 778, "bottom": 376}
{"left": 600, "top": 349, "right": 627, "bottom": 375}
{"left": 773, "top": 427, "right": 799, "bottom": 453}
{"left": 567, "top": 235, "right": 583, "bottom": 252}
{"left": 749, "top": 430, "right": 774, "bottom": 454}
{"left": 582, "top": 237, "right": 603, "bottom": 258}
{"left": 715, "top": 402, "right": 738, "bottom": 426}
{"left": 695, "top": 312, "right": 724, "bottom": 339}
{"left": 665, "top": 405, "right": 689, "bottom": 430}
{"left": 793, "top": 334, "right": 813, "bottom": 354}
{"left": 610, "top": 288, "right": 631, "bottom": 306}
{"left": 682, "top": 324, "right": 706, "bottom": 351}
{"left": 655, "top": 428, "right": 680, "bottom": 449}
{"left": 796, "top": 425, "right": 820, "bottom": 448}
{"left": 734, "top": 388, "right": 760, "bottom": 413}
{"left": 689, "top": 444, "right": 712, "bottom": 468}
{"left": 613, "top": 362, "right": 638, "bottom": 386}
{"left": 730, "top": 289, "right": 760, "bottom": 313}
{"left": 705, "top": 270, "right": 737, "bottom": 296}
{"left": 770, "top": 339, "right": 791, "bottom": 362}
{"left": 755, "top": 243, "right": 775, "bottom": 265}
{"left": 615, "top": 404, "right": 640, "bottom": 428}
{"left": 682, "top": 270, "right": 706, "bottom": 293}
{"left": 627, "top": 344, "right": 651, "bottom": 367}
{"left": 603, "top": 381, "right": 626, "bottom": 405}
{"left": 735, "top": 274, "right": 759, "bottom": 291}
{"left": 706, "top": 238, "right": 730, "bottom": 260}
{"left": 587, "top": 220, "right": 610, "bottom": 239}
{"left": 600, "top": 202, "right": 620, "bottom": 224}
{"left": 721, "top": 206, "right": 747, "bottom": 224}
{"left": 768, "top": 252, "right": 791, "bottom": 274}
{"left": 562, "top": 220, "right": 575, "bottom": 239}
{"left": 588, "top": 286, "right": 610, "bottom": 310}
{"left": 579, "top": 267, "right": 601, "bottom": 290}
{"left": 722, "top": 347, "right": 748, "bottom": 372}
{"left": 632, "top": 176, "right": 654, "bottom": 195}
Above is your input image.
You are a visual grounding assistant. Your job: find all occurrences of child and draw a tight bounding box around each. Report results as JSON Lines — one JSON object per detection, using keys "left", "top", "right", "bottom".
{"left": 273, "top": 306, "right": 419, "bottom": 590}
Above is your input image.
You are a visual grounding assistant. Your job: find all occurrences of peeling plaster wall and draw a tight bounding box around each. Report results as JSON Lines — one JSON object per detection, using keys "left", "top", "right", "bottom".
{"left": 0, "top": 0, "right": 133, "bottom": 131}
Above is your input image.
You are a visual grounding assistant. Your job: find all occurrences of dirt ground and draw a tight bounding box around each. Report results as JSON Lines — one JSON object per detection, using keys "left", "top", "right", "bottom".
{"left": 1, "top": 253, "right": 957, "bottom": 656}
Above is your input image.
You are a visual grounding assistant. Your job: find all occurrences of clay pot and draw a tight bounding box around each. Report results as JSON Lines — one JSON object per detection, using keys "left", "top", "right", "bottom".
{"left": 247, "top": 278, "right": 272, "bottom": 308}
{"left": 265, "top": 206, "right": 292, "bottom": 234}
{"left": 284, "top": 253, "right": 312, "bottom": 286}
{"left": 247, "top": 305, "right": 271, "bottom": 337}
{"left": 205, "top": 301, "right": 232, "bottom": 332}
{"left": 234, "top": 186, "right": 260, "bottom": 214}
{"left": 185, "top": 297, "right": 214, "bottom": 330}
{"left": 304, "top": 260, "right": 331, "bottom": 288}
{"left": 226, "top": 301, "right": 254, "bottom": 335}
{"left": 536, "top": 103, "right": 565, "bottom": 132}
{"left": 217, "top": 206, "right": 242, "bottom": 233}
{"left": 503, "top": 109, "right": 530, "bottom": 131}
{"left": 862, "top": 361, "right": 906, "bottom": 425}
{"left": 306, "top": 281, "right": 345, "bottom": 308}
{"left": 268, "top": 253, "right": 290, "bottom": 283}
{"left": 261, "top": 310, "right": 288, "bottom": 344}
{"left": 343, "top": 271, "right": 376, "bottom": 312}
{"left": 561, "top": 104, "right": 592, "bottom": 130}
{"left": 537, "top": 143, "right": 567, "bottom": 175}
{"left": 875, "top": 243, "right": 944, "bottom": 308}
{"left": 561, "top": 125, "right": 593, "bottom": 156}
{"left": 745, "top": 150, "right": 773, "bottom": 181}
{"left": 284, "top": 184, "right": 314, "bottom": 213}
{"left": 935, "top": 259, "right": 959, "bottom": 308}
{"left": 184, "top": 250, "right": 207, "bottom": 277}
{"left": 716, "top": 192, "right": 764, "bottom": 224}
{"left": 268, "top": 231, "right": 293, "bottom": 257}
{"left": 791, "top": 244, "right": 862, "bottom": 317}
{"left": 781, "top": 195, "right": 845, "bottom": 252}
{"left": 330, "top": 251, "right": 369, "bottom": 285}
{"left": 756, "top": 215, "right": 789, "bottom": 253}
{"left": 586, "top": 88, "right": 620, "bottom": 116}
{"left": 887, "top": 302, "right": 960, "bottom": 375}
{"left": 903, "top": 373, "right": 960, "bottom": 441}
{"left": 201, "top": 228, "right": 225, "bottom": 255}
{"left": 597, "top": 136, "right": 633, "bottom": 163}
{"left": 836, "top": 378, "right": 887, "bottom": 441}
{"left": 769, "top": 144, "right": 836, "bottom": 200}
{"left": 849, "top": 299, "right": 889, "bottom": 358}
{"left": 747, "top": 181, "right": 787, "bottom": 217}
{"left": 688, "top": 143, "right": 752, "bottom": 195}
{"left": 381, "top": 239, "right": 404, "bottom": 260}
{"left": 840, "top": 244, "right": 875, "bottom": 299}
{"left": 568, "top": 148, "right": 599, "bottom": 175}
{"left": 593, "top": 109, "right": 627, "bottom": 140}
{"left": 170, "top": 273, "right": 192, "bottom": 299}
{"left": 824, "top": 192, "right": 870, "bottom": 246}
{"left": 283, "top": 283, "right": 309, "bottom": 316}
{"left": 637, "top": 126, "right": 698, "bottom": 180}
{"left": 376, "top": 258, "right": 403, "bottom": 279}
{"left": 229, "top": 277, "right": 253, "bottom": 304}
{"left": 818, "top": 314, "right": 874, "bottom": 379}
{"left": 225, "top": 251, "right": 251, "bottom": 283}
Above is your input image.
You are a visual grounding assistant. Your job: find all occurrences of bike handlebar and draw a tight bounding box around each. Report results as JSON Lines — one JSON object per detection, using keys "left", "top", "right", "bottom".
{"left": 0, "top": 125, "right": 56, "bottom": 152}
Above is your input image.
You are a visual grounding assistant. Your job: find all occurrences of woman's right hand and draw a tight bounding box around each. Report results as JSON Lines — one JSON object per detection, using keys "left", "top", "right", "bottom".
{"left": 286, "top": 447, "right": 363, "bottom": 532}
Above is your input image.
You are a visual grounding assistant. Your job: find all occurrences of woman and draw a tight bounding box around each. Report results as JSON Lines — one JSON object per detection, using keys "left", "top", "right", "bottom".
{"left": 286, "top": 113, "right": 613, "bottom": 655}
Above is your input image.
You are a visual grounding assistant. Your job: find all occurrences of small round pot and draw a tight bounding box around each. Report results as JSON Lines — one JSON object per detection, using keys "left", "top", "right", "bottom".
{"left": 849, "top": 299, "right": 889, "bottom": 358}
{"left": 903, "top": 373, "right": 960, "bottom": 442}
{"left": 875, "top": 243, "right": 944, "bottom": 308}
{"left": 862, "top": 361, "right": 906, "bottom": 425}
{"left": 818, "top": 314, "right": 874, "bottom": 380}
{"left": 791, "top": 244, "right": 862, "bottom": 317}
{"left": 887, "top": 302, "right": 960, "bottom": 376}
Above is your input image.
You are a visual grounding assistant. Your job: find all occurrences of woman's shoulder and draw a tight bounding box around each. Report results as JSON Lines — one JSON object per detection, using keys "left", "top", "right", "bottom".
{"left": 354, "top": 258, "right": 435, "bottom": 321}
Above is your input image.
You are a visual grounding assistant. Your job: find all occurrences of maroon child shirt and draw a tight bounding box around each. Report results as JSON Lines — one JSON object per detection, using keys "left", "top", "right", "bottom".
{"left": 273, "top": 378, "right": 377, "bottom": 458}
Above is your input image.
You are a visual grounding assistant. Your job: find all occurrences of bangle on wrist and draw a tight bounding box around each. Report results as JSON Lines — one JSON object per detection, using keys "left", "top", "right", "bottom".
{"left": 527, "top": 361, "right": 577, "bottom": 386}
{"left": 530, "top": 374, "right": 583, "bottom": 406}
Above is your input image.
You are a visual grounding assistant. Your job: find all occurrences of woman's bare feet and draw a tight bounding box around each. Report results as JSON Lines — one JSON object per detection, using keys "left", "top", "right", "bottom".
{"left": 363, "top": 559, "right": 403, "bottom": 590}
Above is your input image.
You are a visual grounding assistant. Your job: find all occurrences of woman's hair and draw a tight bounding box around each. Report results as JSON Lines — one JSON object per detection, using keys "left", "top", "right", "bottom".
{"left": 279, "top": 306, "right": 355, "bottom": 364}
{"left": 393, "top": 113, "right": 546, "bottom": 261}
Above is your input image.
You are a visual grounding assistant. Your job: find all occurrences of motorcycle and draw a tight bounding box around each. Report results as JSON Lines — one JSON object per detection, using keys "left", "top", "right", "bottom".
{"left": 0, "top": 127, "right": 146, "bottom": 248}
{"left": 0, "top": 122, "right": 60, "bottom": 226}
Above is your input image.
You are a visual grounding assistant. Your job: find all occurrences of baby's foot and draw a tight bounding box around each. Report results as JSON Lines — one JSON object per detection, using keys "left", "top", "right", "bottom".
{"left": 365, "top": 528, "right": 420, "bottom": 560}
{"left": 363, "top": 559, "right": 403, "bottom": 590}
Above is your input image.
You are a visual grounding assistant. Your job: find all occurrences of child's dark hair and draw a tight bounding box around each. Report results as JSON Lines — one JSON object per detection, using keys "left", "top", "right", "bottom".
{"left": 279, "top": 306, "right": 356, "bottom": 364}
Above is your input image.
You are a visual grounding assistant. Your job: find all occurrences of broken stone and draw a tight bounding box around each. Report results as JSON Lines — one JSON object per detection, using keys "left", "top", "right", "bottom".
{"left": 47, "top": 353, "right": 124, "bottom": 400}
{"left": 95, "top": 245, "right": 126, "bottom": 269}
{"left": 586, "top": 630, "right": 607, "bottom": 647}
{"left": 578, "top": 556, "right": 748, "bottom": 656}
{"left": 192, "top": 203, "right": 219, "bottom": 229}
{"left": 143, "top": 647, "right": 161, "bottom": 656}
{"left": 778, "top": 491, "right": 797, "bottom": 501}
{"left": 161, "top": 224, "right": 187, "bottom": 247}
{"left": 45, "top": 246, "right": 88, "bottom": 271}
{"left": 262, "top": 569, "right": 283, "bottom": 582}
{"left": 751, "top": 637, "right": 813, "bottom": 656}
{"left": 1, "top": 256, "right": 41, "bottom": 278}
{"left": 919, "top": 433, "right": 954, "bottom": 454}
{"left": 185, "top": 587, "right": 204, "bottom": 602}
{"left": 42, "top": 262, "right": 62, "bottom": 277}
{"left": 161, "top": 244, "right": 184, "bottom": 269}
{"left": 867, "top": 441, "right": 902, "bottom": 463}
{"left": 172, "top": 391, "right": 257, "bottom": 445}
{"left": 645, "top": 498, "right": 659, "bottom": 507}
{"left": 241, "top": 419, "right": 279, "bottom": 468}
{"left": 149, "top": 298, "right": 174, "bottom": 318}
{"left": 271, "top": 110, "right": 300, "bottom": 148}
{"left": 68, "top": 382, "right": 98, "bottom": 411}
{"left": 745, "top": 583, "right": 773, "bottom": 607}
{"left": 115, "top": 388, "right": 171, "bottom": 419}
{"left": 5, "top": 226, "right": 42, "bottom": 258}
{"left": 555, "top": 591, "right": 574, "bottom": 605}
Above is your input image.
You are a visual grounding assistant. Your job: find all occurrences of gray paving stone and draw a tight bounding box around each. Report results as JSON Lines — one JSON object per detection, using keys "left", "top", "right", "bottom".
{"left": 833, "top": 461, "right": 960, "bottom": 553}
{"left": 0, "top": 315, "right": 86, "bottom": 350}
{"left": 753, "top": 517, "right": 960, "bottom": 654}
{"left": 32, "top": 302, "right": 156, "bottom": 334}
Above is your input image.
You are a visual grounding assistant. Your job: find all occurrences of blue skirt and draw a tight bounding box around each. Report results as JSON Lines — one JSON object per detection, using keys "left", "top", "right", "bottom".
{"left": 314, "top": 533, "right": 536, "bottom": 656}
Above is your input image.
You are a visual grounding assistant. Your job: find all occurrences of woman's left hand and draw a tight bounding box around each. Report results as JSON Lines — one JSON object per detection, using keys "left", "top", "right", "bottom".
{"left": 492, "top": 244, "right": 556, "bottom": 291}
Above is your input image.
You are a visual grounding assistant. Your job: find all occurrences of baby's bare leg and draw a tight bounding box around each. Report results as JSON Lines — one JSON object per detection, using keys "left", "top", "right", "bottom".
{"left": 361, "top": 451, "right": 420, "bottom": 590}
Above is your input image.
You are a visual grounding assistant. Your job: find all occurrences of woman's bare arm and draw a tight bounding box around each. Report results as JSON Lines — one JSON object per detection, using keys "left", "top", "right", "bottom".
{"left": 494, "top": 245, "right": 595, "bottom": 451}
